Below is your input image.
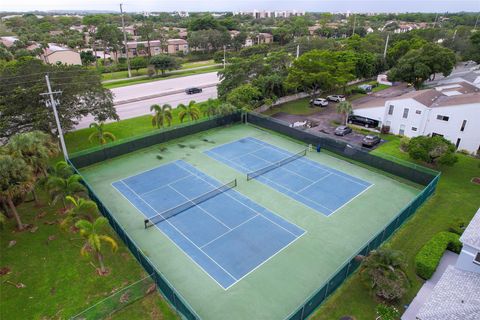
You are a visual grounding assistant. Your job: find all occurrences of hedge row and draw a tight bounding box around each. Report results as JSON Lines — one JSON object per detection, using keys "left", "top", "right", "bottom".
{"left": 415, "top": 231, "right": 462, "bottom": 280}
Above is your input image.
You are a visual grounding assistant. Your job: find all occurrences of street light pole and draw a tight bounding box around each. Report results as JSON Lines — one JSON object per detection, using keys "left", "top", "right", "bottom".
{"left": 120, "top": 3, "right": 132, "bottom": 78}
{"left": 41, "top": 74, "right": 68, "bottom": 161}
{"left": 223, "top": 45, "right": 226, "bottom": 69}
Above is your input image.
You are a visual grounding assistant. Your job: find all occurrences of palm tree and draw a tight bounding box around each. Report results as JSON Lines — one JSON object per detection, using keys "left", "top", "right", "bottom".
{"left": 178, "top": 100, "right": 201, "bottom": 123}
{"left": 0, "top": 155, "right": 34, "bottom": 230}
{"left": 88, "top": 122, "right": 116, "bottom": 145}
{"left": 360, "top": 248, "right": 408, "bottom": 301}
{"left": 150, "top": 104, "right": 173, "bottom": 128}
{"left": 336, "top": 101, "right": 353, "bottom": 126}
{"left": 61, "top": 196, "right": 99, "bottom": 229}
{"left": 49, "top": 161, "right": 74, "bottom": 179}
{"left": 46, "top": 174, "right": 86, "bottom": 209}
{"left": 76, "top": 217, "right": 118, "bottom": 274}
{"left": 203, "top": 98, "right": 218, "bottom": 118}
{"left": 6, "top": 131, "right": 59, "bottom": 205}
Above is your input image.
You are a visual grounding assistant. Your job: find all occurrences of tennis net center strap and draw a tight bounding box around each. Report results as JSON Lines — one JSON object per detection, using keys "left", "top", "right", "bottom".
{"left": 247, "top": 149, "right": 307, "bottom": 181}
{"left": 144, "top": 179, "right": 237, "bottom": 228}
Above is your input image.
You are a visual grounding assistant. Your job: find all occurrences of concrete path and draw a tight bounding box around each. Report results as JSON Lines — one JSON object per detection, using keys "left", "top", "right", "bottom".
{"left": 401, "top": 251, "right": 459, "bottom": 320}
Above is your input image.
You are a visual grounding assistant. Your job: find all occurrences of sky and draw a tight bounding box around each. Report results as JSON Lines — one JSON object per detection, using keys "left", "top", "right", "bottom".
{"left": 1, "top": 0, "right": 479, "bottom": 13}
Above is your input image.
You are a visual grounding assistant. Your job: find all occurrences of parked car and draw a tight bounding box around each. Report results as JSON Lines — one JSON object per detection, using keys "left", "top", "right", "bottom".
{"left": 327, "top": 95, "right": 346, "bottom": 102}
{"left": 362, "top": 135, "right": 381, "bottom": 148}
{"left": 358, "top": 84, "right": 373, "bottom": 92}
{"left": 185, "top": 87, "right": 202, "bottom": 94}
{"left": 309, "top": 98, "right": 329, "bottom": 107}
{"left": 347, "top": 115, "right": 379, "bottom": 128}
{"left": 334, "top": 126, "right": 353, "bottom": 136}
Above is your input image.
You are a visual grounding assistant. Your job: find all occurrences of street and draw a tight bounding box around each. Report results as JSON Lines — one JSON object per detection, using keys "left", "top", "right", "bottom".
{"left": 75, "top": 72, "right": 220, "bottom": 129}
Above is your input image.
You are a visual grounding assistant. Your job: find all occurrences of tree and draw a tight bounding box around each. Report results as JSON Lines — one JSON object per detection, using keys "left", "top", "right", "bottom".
{"left": 360, "top": 248, "right": 409, "bottom": 301}
{"left": 61, "top": 196, "right": 98, "bottom": 229}
{"left": 226, "top": 84, "right": 262, "bottom": 110}
{"left": 178, "top": 101, "right": 201, "bottom": 122}
{"left": 336, "top": 101, "right": 353, "bottom": 125}
{"left": 88, "top": 122, "right": 116, "bottom": 145}
{"left": 466, "top": 32, "right": 480, "bottom": 63}
{"left": 285, "top": 50, "right": 355, "bottom": 100}
{"left": 137, "top": 22, "right": 156, "bottom": 57}
{"left": 96, "top": 23, "right": 122, "bottom": 63}
{"left": 388, "top": 43, "right": 456, "bottom": 89}
{"left": 217, "top": 103, "right": 237, "bottom": 116}
{"left": 149, "top": 54, "right": 179, "bottom": 76}
{"left": 203, "top": 98, "right": 219, "bottom": 118}
{"left": 0, "top": 155, "right": 34, "bottom": 230}
{"left": 80, "top": 51, "right": 96, "bottom": 66}
{"left": 0, "top": 58, "right": 117, "bottom": 139}
{"left": 130, "top": 56, "right": 147, "bottom": 75}
{"left": 150, "top": 103, "right": 173, "bottom": 128}
{"left": 46, "top": 174, "right": 86, "bottom": 209}
{"left": 75, "top": 217, "right": 118, "bottom": 274}
{"left": 376, "top": 304, "right": 400, "bottom": 320}
{"left": 407, "top": 135, "right": 458, "bottom": 166}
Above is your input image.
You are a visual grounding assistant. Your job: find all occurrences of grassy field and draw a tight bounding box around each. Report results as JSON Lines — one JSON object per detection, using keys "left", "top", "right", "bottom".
{"left": 101, "top": 60, "right": 217, "bottom": 81}
{"left": 263, "top": 98, "right": 325, "bottom": 116}
{"left": 65, "top": 105, "right": 211, "bottom": 154}
{"left": 0, "top": 191, "right": 178, "bottom": 320}
{"left": 102, "top": 66, "right": 221, "bottom": 89}
{"left": 311, "top": 136, "right": 480, "bottom": 320}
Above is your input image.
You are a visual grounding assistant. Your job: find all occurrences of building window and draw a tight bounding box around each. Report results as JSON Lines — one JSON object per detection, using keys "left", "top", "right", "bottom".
{"left": 416, "top": 110, "right": 422, "bottom": 115}
{"left": 432, "top": 132, "right": 444, "bottom": 137}
{"left": 474, "top": 252, "right": 480, "bottom": 265}
{"left": 412, "top": 127, "right": 417, "bottom": 131}
{"left": 456, "top": 138, "right": 461, "bottom": 149}
{"left": 436, "top": 115, "right": 449, "bottom": 121}
{"left": 460, "top": 120, "right": 467, "bottom": 132}
{"left": 403, "top": 108, "right": 409, "bottom": 119}
{"left": 388, "top": 105, "right": 394, "bottom": 115}
{"left": 399, "top": 124, "right": 406, "bottom": 136}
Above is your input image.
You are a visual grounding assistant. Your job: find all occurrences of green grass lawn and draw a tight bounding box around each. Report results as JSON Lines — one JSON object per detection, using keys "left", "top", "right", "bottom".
{"left": 100, "top": 60, "right": 217, "bottom": 81}
{"left": 263, "top": 98, "right": 327, "bottom": 116}
{"left": 65, "top": 105, "right": 211, "bottom": 155}
{"left": 0, "top": 191, "right": 178, "bottom": 320}
{"left": 311, "top": 136, "right": 480, "bottom": 320}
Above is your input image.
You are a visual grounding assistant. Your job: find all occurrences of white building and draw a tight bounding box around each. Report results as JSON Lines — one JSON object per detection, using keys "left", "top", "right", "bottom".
{"left": 352, "top": 82, "right": 480, "bottom": 154}
{"left": 457, "top": 210, "right": 480, "bottom": 273}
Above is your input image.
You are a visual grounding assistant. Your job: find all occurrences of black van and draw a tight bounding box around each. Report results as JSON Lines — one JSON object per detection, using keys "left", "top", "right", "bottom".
{"left": 185, "top": 87, "right": 203, "bottom": 94}
{"left": 347, "top": 115, "right": 379, "bottom": 128}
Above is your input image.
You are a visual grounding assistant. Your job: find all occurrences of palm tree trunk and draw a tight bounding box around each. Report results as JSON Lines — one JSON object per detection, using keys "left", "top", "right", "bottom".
{"left": 1, "top": 200, "right": 11, "bottom": 218}
{"left": 7, "top": 196, "right": 23, "bottom": 230}
{"left": 32, "top": 188, "right": 40, "bottom": 206}
{"left": 97, "top": 251, "right": 106, "bottom": 273}
{"left": 62, "top": 197, "right": 67, "bottom": 209}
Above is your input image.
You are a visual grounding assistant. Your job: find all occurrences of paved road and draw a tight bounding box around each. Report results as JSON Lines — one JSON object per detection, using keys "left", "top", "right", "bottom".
{"left": 111, "top": 71, "right": 220, "bottom": 103}
{"left": 76, "top": 86, "right": 217, "bottom": 129}
{"left": 74, "top": 72, "right": 220, "bottom": 129}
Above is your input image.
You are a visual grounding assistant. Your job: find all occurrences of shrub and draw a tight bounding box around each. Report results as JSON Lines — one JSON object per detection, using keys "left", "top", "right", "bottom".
{"left": 376, "top": 304, "right": 400, "bottom": 320}
{"left": 399, "top": 137, "right": 410, "bottom": 152}
{"left": 415, "top": 232, "right": 462, "bottom": 280}
{"left": 408, "top": 135, "right": 458, "bottom": 166}
{"left": 448, "top": 218, "right": 467, "bottom": 235}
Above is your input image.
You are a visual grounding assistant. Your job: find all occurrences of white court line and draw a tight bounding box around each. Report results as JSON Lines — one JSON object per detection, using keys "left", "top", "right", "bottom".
{"left": 119, "top": 180, "right": 239, "bottom": 286}
{"left": 200, "top": 214, "right": 259, "bottom": 249}
{"left": 296, "top": 173, "right": 332, "bottom": 193}
{"left": 139, "top": 174, "right": 192, "bottom": 196}
{"left": 179, "top": 161, "right": 305, "bottom": 238}
{"left": 327, "top": 183, "right": 375, "bottom": 216}
{"left": 111, "top": 181, "right": 234, "bottom": 289}
{"left": 114, "top": 158, "right": 182, "bottom": 183}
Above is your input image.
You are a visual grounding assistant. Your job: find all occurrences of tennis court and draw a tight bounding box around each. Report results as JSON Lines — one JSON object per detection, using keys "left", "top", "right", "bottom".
{"left": 205, "top": 137, "right": 373, "bottom": 216}
{"left": 112, "top": 160, "right": 305, "bottom": 289}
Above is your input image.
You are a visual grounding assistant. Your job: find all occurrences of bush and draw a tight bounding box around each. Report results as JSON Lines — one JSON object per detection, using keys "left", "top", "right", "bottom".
{"left": 448, "top": 218, "right": 467, "bottom": 235}
{"left": 399, "top": 137, "right": 410, "bottom": 152}
{"left": 415, "top": 232, "right": 462, "bottom": 280}
{"left": 408, "top": 135, "right": 458, "bottom": 166}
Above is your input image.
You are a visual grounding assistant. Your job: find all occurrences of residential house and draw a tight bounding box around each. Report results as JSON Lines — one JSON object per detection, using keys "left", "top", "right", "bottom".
{"left": 166, "top": 39, "right": 188, "bottom": 54}
{"left": 352, "top": 81, "right": 480, "bottom": 154}
{"left": 39, "top": 43, "right": 82, "bottom": 65}
{"left": 126, "top": 38, "right": 188, "bottom": 57}
{"left": 229, "top": 31, "right": 273, "bottom": 47}
{"left": 414, "top": 208, "right": 480, "bottom": 320}
{"left": 308, "top": 25, "right": 321, "bottom": 35}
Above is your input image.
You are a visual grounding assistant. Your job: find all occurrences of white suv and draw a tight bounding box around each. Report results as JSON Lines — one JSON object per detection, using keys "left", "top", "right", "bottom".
{"left": 310, "top": 98, "right": 329, "bottom": 107}
{"left": 327, "top": 95, "right": 346, "bottom": 102}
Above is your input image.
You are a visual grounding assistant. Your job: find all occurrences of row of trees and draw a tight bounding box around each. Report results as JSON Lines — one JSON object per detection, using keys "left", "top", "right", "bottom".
{"left": 0, "top": 131, "right": 118, "bottom": 274}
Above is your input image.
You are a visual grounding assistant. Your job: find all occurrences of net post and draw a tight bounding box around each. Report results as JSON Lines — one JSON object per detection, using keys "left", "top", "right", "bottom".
{"left": 144, "top": 219, "right": 149, "bottom": 229}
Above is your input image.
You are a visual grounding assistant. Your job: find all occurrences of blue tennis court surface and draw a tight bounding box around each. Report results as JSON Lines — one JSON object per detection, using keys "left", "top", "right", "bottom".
{"left": 205, "top": 137, "right": 372, "bottom": 216}
{"left": 112, "top": 160, "right": 305, "bottom": 289}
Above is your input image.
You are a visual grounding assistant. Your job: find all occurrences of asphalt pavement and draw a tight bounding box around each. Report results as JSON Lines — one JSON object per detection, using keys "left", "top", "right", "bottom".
{"left": 74, "top": 72, "right": 220, "bottom": 129}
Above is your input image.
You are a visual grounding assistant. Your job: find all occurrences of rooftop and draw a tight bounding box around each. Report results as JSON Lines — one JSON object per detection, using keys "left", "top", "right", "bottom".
{"left": 416, "top": 265, "right": 480, "bottom": 320}
{"left": 460, "top": 208, "right": 480, "bottom": 250}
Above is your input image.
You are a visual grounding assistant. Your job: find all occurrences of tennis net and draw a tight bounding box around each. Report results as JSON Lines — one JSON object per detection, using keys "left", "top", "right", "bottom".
{"left": 144, "top": 179, "right": 237, "bottom": 228}
{"left": 247, "top": 149, "right": 307, "bottom": 181}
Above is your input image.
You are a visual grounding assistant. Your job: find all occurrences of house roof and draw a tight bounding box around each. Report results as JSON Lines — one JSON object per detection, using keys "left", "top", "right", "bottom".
{"left": 0, "top": 36, "right": 19, "bottom": 47}
{"left": 167, "top": 38, "right": 187, "bottom": 45}
{"left": 460, "top": 208, "right": 480, "bottom": 250}
{"left": 416, "top": 265, "right": 480, "bottom": 320}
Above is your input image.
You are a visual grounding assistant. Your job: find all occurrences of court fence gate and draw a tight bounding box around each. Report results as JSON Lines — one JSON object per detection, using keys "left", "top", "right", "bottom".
{"left": 67, "top": 111, "right": 440, "bottom": 320}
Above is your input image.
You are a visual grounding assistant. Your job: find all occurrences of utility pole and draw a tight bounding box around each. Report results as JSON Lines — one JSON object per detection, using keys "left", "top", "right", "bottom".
{"left": 223, "top": 45, "right": 226, "bottom": 69}
{"left": 383, "top": 34, "right": 390, "bottom": 59}
{"left": 296, "top": 44, "right": 300, "bottom": 59}
{"left": 433, "top": 13, "right": 439, "bottom": 28}
{"left": 474, "top": 14, "right": 479, "bottom": 31}
{"left": 452, "top": 29, "right": 457, "bottom": 41}
{"left": 352, "top": 14, "right": 356, "bottom": 36}
{"left": 120, "top": 3, "right": 132, "bottom": 78}
{"left": 41, "top": 74, "right": 68, "bottom": 161}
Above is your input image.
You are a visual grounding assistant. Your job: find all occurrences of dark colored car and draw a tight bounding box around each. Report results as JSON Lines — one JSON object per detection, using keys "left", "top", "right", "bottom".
{"left": 347, "top": 115, "right": 379, "bottom": 128}
{"left": 362, "top": 135, "right": 381, "bottom": 148}
{"left": 334, "top": 125, "right": 352, "bottom": 136}
{"left": 185, "top": 87, "right": 203, "bottom": 94}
